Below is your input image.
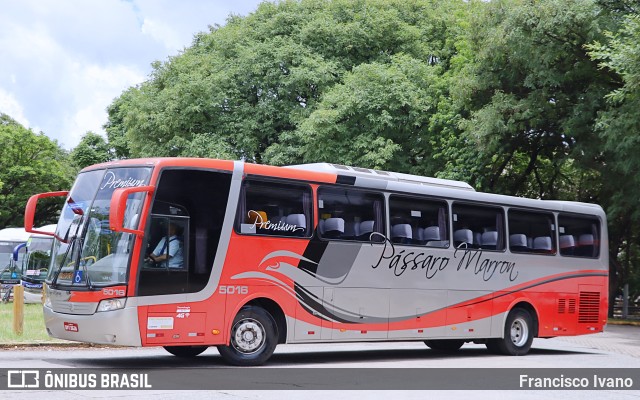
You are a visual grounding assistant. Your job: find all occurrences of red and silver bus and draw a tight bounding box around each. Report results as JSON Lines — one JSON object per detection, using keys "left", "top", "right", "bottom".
{"left": 25, "top": 158, "right": 608, "bottom": 365}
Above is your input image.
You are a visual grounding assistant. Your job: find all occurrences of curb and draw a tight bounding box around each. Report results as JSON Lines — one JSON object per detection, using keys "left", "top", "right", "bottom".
{"left": 608, "top": 319, "right": 640, "bottom": 327}
{"left": 0, "top": 342, "right": 123, "bottom": 349}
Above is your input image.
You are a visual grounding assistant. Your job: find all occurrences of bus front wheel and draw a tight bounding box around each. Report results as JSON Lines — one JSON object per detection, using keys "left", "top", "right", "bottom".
{"left": 486, "top": 308, "right": 534, "bottom": 356}
{"left": 217, "top": 306, "right": 278, "bottom": 366}
{"left": 163, "top": 345, "right": 208, "bottom": 358}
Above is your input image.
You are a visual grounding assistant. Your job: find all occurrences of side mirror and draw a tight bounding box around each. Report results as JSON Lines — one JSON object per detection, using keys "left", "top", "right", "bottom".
{"left": 109, "top": 186, "right": 154, "bottom": 236}
{"left": 24, "top": 191, "right": 69, "bottom": 239}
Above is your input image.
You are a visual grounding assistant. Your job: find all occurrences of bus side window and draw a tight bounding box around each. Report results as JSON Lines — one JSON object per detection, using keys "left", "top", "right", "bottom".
{"left": 236, "top": 180, "right": 312, "bottom": 238}
{"left": 317, "top": 187, "right": 385, "bottom": 242}
{"left": 452, "top": 203, "right": 505, "bottom": 251}
{"left": 389, "top": 195, "right": 449, "bottom": 248}
{"left": 558, "top": 214, "right": 600, "bottom": 258}
{"left": 508, "top": 210, "right": 556, "bottom": 255}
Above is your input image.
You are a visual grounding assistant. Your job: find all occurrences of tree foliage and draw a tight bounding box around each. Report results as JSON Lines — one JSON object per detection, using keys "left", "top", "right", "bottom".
{"left": 289, "top": 54, "right": 455, "bottom": 174}
{"left": 69, "top": 131, "right": 112, "bottom": 170}
{"left": 107, "top": 0, "right": 468, "bottom": 168}
{"left": 452, "top": 0, "right": 615, "bottom": 198}
{"left": 0, "top": 114, "right": 73, "bottom": 227}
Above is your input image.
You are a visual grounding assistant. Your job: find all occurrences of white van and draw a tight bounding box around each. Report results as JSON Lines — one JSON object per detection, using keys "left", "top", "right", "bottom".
{"left": 0, "top": 227, "right": 31, "bottom": 301}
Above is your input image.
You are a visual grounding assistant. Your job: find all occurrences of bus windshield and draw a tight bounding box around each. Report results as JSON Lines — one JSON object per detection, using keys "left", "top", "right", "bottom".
{"left": 23, "top": 236, "right": 54, "bottom": 279}
{"left": 0, "top": 242, "right": 16, "bottom": 268}
{"left": 48, "top": 167, "right": 152, "bottom": 288}
{"left": 28, "top": 237, "right": 54, "bottom": 253}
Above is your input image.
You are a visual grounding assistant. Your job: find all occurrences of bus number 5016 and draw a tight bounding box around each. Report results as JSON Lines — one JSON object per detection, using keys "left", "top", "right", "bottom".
{"left": 218, "top": 286, "right": 248, "bottom": 295}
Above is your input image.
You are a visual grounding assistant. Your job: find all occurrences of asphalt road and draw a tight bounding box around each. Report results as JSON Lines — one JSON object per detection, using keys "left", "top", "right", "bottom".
{"left": 1, "top": 324, "right": 640, "bottom": 399}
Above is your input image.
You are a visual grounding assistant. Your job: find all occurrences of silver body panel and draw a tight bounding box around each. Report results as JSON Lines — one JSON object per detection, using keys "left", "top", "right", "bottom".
{"left": 43, "top": 303, "right": 141, "bottom": 346}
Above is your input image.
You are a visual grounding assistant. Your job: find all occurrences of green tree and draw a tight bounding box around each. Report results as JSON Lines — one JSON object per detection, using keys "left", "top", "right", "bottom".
{"left": 287, "top": 54, "right": 456, "bottom": 174}
{"left": 104, "top": 91, "right": 134, "bottom": 159}
{"left": 69, "top": 131, "right": 113, "bottom": 169}
{"left": 106, "top": 0, "right": 469, "bottom": 171}
{"left": 0, "top": 113, "right": 73, "bottom": 227}
{"left": 451, "top": 0, "right": 615, "bottom": 199}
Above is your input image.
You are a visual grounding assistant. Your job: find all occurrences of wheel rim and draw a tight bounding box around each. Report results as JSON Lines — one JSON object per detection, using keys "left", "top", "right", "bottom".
{"left": 510, "top": 317, "right": 529, "bottom": 347}
{"left": 230, "top": 318, "right": 265, "bottom": 354}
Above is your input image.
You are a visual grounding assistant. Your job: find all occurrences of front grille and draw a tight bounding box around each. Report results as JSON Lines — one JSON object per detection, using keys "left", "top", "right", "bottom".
{"left": 51, "top": 300, "right": 97, "bottom": 315}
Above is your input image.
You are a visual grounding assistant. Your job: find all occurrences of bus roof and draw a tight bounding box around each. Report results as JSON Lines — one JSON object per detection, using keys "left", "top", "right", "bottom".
{"left": 77, "top": 158, "right": 603, "bottom": 217}
{"left": 0, "top": 227, "right": 31, "bottom": 242}
{"left": 83, "top": 158, "right": 473, "bottom": 191}
{"left": 286, "top": 163, "right": 604, "bottom": 217}
{"left": 286, "top": 163, "right": 475, "bottom": 191}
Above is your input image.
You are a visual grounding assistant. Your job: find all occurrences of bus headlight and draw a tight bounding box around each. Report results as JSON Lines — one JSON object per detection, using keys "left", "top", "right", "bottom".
{"left": 97, "top": 298, "right": 126, "bottom": 312}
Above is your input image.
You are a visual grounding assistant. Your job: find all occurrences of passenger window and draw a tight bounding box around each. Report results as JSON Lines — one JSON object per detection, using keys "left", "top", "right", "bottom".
{"left": 317, "top": 187, "right": 385, "bottom": 241}
{"left": 508, "top": 210, "right": 556, "bottom": 255}
{"left": 558, "top": 215, "right": 600, "bottom": 258}
{"left": 236, "top": 180, "right": 312, "bottom": 237}
{"left": 389, "top": 196, "right": 449, "bottom": 247}
{"left": 452, "top": 203, "right": 505, "bottom": 251}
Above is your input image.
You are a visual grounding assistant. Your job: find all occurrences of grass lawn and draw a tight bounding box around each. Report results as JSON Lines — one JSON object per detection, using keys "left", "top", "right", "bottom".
{"left": 0, "top": 301, "right": 62, "bottom": 344}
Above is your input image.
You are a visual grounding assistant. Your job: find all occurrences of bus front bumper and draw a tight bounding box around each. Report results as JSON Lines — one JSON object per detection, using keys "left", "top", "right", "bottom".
{"left": 43, "top": 304, "right": 142, "bottom": 346}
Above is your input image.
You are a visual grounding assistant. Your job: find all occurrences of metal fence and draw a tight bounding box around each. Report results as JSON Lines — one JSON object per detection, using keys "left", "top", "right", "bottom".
{"left": 613, "top": 300, "right": 640, "bottom": 320}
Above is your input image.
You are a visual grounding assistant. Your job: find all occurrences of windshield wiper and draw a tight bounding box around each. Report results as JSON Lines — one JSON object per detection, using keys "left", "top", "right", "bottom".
{"left": 51, "top": 214, "right": 86, "bottom": 289}
{"left": 51, "top": 234, "right": 77, "bottom": 288}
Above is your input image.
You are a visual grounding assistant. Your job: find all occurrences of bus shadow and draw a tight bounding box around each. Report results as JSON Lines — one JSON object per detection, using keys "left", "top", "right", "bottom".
{"left": 266, "top": 346, "right": 591, "bottom": 365}
{"left": 51, "top": 346, "right": 592, "bottom": 369}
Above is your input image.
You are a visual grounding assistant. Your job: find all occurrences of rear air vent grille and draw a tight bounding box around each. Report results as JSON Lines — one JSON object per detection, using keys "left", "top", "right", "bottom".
{"left": 558, "top": 299, "right": 566, "bottom": 314}
{"left": 578, "top": 292, "right": 600, "bottom": 323}
{"left": 568, "top": 299, "right": 576, "bottom": 314}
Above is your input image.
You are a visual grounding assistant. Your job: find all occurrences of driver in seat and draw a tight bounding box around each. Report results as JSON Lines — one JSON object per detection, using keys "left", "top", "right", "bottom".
{"left": 148, "top": 222, "right": 184, "bottom": 269}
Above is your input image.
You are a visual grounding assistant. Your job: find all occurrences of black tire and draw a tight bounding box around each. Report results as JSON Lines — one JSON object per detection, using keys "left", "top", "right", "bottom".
{"left": 424, "top": 339, "right": 464, "bottom": 352}
{"left": 485, "top": 339, "right": 503, "bottom": 354}
{"left": 163, "top": 345, "right": 208, "bottom": 358}
{"left": 487, "top": 308, "right": 534, "bottom": 356}
{"left": 217, "top": 306, "right": 278, "bottom": 366}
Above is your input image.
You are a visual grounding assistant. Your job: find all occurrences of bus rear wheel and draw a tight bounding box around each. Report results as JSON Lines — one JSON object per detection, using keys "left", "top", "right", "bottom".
{"left": 424, "top": 339, "right": 464, "bottom": 352}
{"left": 217, "top": 306, "right": 278, "bottom": 366}
{"left": 486, "top": 308, "right": 534, "bottom": 356}
{"left": 163, "top": 345, "right": 208, "bottom": 358}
